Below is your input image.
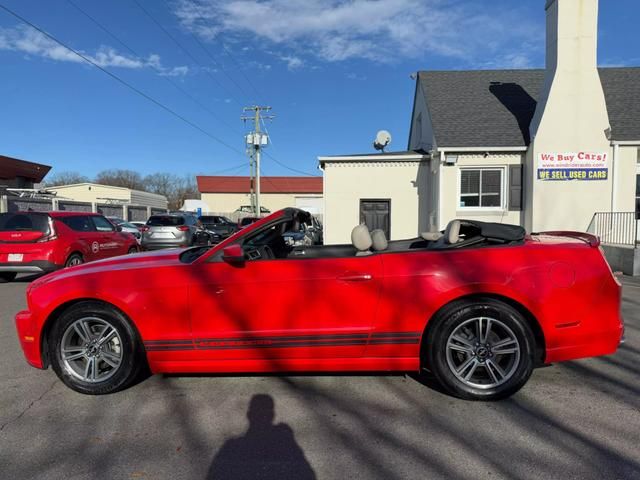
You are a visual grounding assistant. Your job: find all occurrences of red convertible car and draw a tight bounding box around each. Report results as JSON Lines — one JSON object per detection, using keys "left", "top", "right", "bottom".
{"left": 14, "top": 208, "right": 623, "bottom": 400}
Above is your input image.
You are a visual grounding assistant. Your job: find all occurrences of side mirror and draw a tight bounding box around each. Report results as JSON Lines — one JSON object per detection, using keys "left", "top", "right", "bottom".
{"left": 222, "top": 244, "right": 245, "bottom": 266}
{"left": 116, "top": 225, "right": 123, "bottom": 232}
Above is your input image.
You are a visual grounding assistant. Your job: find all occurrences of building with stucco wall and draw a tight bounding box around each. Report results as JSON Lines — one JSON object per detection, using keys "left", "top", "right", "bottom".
{"left": 46, "top": 183, "right": 168, "bottom": 209}
{"left": 320, "top": 0, "right": 640, "bottom": 265}
{"left": 197, "top": 176, "right": 323, "bottom": 215}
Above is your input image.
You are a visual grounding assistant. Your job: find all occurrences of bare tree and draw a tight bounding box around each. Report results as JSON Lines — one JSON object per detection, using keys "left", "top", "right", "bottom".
{"left": 173, "top": 175, "right": 199, "bottom": 211}
{"left": 42, "top": 171, "right": 90, "bottom": 187}
{"left": 95, "top": 169, "right": 144, "bottom": 190}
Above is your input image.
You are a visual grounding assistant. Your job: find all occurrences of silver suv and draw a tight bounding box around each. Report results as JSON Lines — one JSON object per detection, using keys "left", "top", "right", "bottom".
{"left": 141, "top": 213, "right": 199, "bottom": 250}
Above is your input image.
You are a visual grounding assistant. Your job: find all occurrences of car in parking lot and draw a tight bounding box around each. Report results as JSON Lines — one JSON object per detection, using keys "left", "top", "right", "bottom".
{"left": 198, "top": 215, "right": 237, "bottom": 239}
{"left": 0, "top": 211, "right": 138, "bottom": 282}
{"left": 283, "top": 215, "right": 323, "bottom": 246}
{"left": 107, "top": 217, "right": 142, "bottom": 244}
{"left": 238, "top": 216, "right": 262, "bottom": 229}
{"left": 140, "top": 213, "right": 200, "bottom": 250}
{"left": 14, "top": 208, "right": 623, "bottom": 400}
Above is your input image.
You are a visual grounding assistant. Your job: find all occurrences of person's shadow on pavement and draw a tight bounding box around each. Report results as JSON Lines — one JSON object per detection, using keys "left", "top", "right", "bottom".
{"left": 207, "top": 394, "right": 316, "bottom": 480}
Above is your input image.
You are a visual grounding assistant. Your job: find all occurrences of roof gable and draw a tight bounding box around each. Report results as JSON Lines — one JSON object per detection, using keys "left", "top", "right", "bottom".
{"left": 197, "top": 176, "right": 322, "bottom": 194}
{"left": 418, "top": 67, "right": 640, "bottom": 148}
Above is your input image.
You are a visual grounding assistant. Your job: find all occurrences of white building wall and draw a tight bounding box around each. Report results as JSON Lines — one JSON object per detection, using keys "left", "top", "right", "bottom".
{"left": 48, "top": 184, "right": 130, "bottom": 203}
{"left": 438, "top": 153, "right": 524, "bottom": 229}
{"left": 48, "top": 184, "right": 168, "bottom": 209}
{"left": 613, "top": 146, "right": 639, "bottom": 212}
{"left": 323, "top": 160, "right": 430, "bottom": 245}
{"left": 527, "top": 0, "right": 613, "bottom": 232}
{"left": 201, "top": 193, "right": 322, "bottom": 214}
{"left": 408, "top": 81, "right": 436, "bottom": 152}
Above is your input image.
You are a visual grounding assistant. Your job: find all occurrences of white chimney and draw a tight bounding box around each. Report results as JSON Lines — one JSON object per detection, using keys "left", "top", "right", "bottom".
{"left": 526, "top": 0, "right": 613, "bottom": 233}
{"left": 529, "top": 0, "right": 610, "bottom": 143}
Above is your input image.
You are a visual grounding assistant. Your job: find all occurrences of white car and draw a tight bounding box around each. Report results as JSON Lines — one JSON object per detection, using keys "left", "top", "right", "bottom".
{"left": 107, "top": 217, "right": 142, "bottom": 244}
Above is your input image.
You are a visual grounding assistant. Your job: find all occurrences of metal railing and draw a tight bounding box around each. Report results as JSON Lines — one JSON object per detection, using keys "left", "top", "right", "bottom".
{"left": 590, "top": 212, "right": 639, "bottom": 247}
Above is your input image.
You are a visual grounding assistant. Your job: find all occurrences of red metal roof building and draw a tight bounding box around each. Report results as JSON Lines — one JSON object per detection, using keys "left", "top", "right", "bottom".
{"left": 196, "top": 176, "right": 322, "bottom": 194}
{"left": 196, "top": 175, "right": 323, "bottom": 214}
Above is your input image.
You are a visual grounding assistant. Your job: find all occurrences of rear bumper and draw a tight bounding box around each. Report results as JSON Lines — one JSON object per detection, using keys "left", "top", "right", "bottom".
{"left": 15, "top": 309, "right": 44, "bottom": 369}
{"left": 0, "top": 260, "right": 59, "bottom": 273}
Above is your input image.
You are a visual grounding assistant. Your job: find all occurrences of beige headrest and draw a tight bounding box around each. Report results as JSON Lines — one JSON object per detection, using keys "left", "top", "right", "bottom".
{"left": 351, "top": 224, "right": 372, "bottom": 251}
{"left": 370, "top": 229, "right": 388, "bottom": 251}
{"left": 445, "top": 220, "right": 461, "bottom": 244}
{"left": 421, "top": 232, "right": 443, "bottom": 241}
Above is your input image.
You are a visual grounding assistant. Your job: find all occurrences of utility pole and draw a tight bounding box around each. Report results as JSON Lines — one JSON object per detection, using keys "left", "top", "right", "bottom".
{"left": 242, "top": 106, "right": 274, "bottom": 216}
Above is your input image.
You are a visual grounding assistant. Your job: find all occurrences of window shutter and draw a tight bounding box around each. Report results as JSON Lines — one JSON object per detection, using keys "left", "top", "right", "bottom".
{"left": 508, "top": 165, "right": 523, "bottom": 211}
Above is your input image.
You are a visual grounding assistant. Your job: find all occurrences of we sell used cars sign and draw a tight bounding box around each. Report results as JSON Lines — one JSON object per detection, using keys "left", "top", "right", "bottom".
{"left": 537, "top": 152, "right": 608, "bottom": 181}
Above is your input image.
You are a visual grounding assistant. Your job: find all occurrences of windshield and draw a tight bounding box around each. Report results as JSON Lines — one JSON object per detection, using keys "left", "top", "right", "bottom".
{"left": 147, "top": 216, "right": 185, "bottom": 226}
{"left": 0, "top": 212, "right": 51, "bottom": 233}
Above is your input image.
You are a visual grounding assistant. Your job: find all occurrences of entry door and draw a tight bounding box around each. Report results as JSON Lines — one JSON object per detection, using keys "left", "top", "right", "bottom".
{"left": 360, "top": 199, "right": 390, "bottom": 239}
{"left": 189, "top": 254, "right": 382, "bottom": 360}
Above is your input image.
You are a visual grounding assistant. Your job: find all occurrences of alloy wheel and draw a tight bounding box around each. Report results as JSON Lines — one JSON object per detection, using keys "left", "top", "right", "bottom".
{"left": 445, "top": 316, "right": 521, "bottom": 389}
{"left": 60, "top": 317, "right": 123, "bottom": 383}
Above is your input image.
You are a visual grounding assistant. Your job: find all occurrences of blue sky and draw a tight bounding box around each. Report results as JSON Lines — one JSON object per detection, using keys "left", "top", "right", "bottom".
{"left": 0, "top": 0, "right": 638, "bottom": 179}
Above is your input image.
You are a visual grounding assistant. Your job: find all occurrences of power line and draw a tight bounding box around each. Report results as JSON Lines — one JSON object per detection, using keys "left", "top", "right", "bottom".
{"left": 208, "top": 161, "right": 249, "bottom": 175}
{"left": 0, "top": 2, "right": 246, "bottom": 158}
{"left": 263, "top": 151, "right": 321, "bottom": 177}
{"left": 258, "top": 117, "right": 320, "bottom": 177}
{"left": 219, "top": 42, "right": 265, "bottom": 103}
{"left": 64, "top": 0, "right": 243, "bottom": 137}
{"left": 185, "top": 24, "right": 254, "bottom": 102}
{"left": 130, "top": 0, "right": 243, "bottom": 109}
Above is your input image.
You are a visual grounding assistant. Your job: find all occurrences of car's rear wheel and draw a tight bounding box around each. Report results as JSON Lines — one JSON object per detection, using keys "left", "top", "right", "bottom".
{"left": 425, "top": 298, "right": 535, "bottom": 401}
{"left": 127, "top": 246, "right": 138, "bottom": 254}
{"left": 0, "top": 272, "right": 17, "bottom": 283}
{"left": 65, "top": 253, "right": 83, "bottom": 268}
{"left": 49, "top": 302, "right": 145, "bottom": 395}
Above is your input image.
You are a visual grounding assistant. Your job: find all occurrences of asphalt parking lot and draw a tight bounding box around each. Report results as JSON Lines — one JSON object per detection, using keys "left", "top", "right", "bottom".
{"left": 1, "top": 276, "right": 639, "bottom": 480}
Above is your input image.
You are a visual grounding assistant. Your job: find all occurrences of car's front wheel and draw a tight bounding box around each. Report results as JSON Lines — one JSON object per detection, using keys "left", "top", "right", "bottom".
{"left": 49, "top": 302, "right": 145, "bottom": 395}
{"left": 425, "top": 298, "right": 535, "bottom": 401}
{"left": 0, "top": 272, "right": 17, "bottom": 283}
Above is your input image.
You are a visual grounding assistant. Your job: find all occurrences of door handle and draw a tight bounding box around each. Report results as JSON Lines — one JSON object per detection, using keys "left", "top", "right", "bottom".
{"left": 338, "top": 273, "right": 373, "bottom": 282}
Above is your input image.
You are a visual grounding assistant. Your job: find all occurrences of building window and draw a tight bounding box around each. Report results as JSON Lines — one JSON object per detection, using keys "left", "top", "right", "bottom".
{"left": 459, "top": 168, "right": 504, "bottom": 209}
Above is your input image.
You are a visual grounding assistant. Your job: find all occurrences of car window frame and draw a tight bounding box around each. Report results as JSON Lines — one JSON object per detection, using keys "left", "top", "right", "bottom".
{"left": 91, "top": 215, "right": 116, "bottom": 233}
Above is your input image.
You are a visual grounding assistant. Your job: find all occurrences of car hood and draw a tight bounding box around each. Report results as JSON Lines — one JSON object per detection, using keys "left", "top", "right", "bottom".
{"left": 29, "top": 248, "right": 185, "bottom": 290}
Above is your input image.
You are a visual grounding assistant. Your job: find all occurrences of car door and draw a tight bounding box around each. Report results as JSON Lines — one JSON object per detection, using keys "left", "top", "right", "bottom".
{"left": 189, "top": 246, "right": 382, "bottom": 361}
{"left": 58, "top": 215, "right": 103, "bottom": 262}
{"left": 90, "top": 215, "right": 127, "bottom": 258}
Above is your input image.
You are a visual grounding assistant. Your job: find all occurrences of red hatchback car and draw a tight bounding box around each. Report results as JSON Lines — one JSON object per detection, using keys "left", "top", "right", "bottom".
{"left": 14, "top": 208, "right": 623, "bottom": 400}
{"left": 0, "top": 211, "right": 138, "bottom": 282}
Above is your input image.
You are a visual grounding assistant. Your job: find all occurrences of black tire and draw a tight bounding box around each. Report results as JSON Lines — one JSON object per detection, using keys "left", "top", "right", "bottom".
{"left": 0, "top": 272, "right": 17, "bottom": 283}
{"left": 127, "top": 246, "right": 138, "bottom": 254}
{"left": 424, "top": 298, "right": 535, "bottom": 401}
{"left": 65, "top": 253, "right": 83, "bottom": 268}
{"left": 49, "top": 301, "right": 146, "bottom": 395}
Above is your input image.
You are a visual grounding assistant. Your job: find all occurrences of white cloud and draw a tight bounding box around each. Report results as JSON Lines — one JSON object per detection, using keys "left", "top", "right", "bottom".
{"left": 172, "top": 0, "right": 542, "bottom": 67}
{"left": 280, "top": 55, "right": 303, "bottom": 70}
{"left": 0, "top": 25, "right": 189, "bottom": 75}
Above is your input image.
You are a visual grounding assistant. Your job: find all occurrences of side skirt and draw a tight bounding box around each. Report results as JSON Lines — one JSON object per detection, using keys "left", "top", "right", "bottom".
{"left": 148, "top": 357, "right": 420, "bottom": 374}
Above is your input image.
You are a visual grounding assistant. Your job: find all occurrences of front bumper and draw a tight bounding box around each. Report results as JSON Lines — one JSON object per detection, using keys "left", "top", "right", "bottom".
{"left": 15, "top": 309, "right": 44, "bottom": 369}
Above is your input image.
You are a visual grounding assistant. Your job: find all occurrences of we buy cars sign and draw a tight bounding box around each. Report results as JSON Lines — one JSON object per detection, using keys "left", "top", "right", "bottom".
{"left": 537, "top": 152, "right": 609, "bottom": 181}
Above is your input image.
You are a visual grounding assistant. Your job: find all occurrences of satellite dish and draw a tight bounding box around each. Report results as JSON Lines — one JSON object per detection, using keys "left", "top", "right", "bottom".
{"left": 373, "top": 130, "right": 392, "bottom": 152}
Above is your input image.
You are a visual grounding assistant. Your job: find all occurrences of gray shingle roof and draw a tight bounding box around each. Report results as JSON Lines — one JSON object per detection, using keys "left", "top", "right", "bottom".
{"left": 418, "top": 67, "right": 640, "bottom": 148}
